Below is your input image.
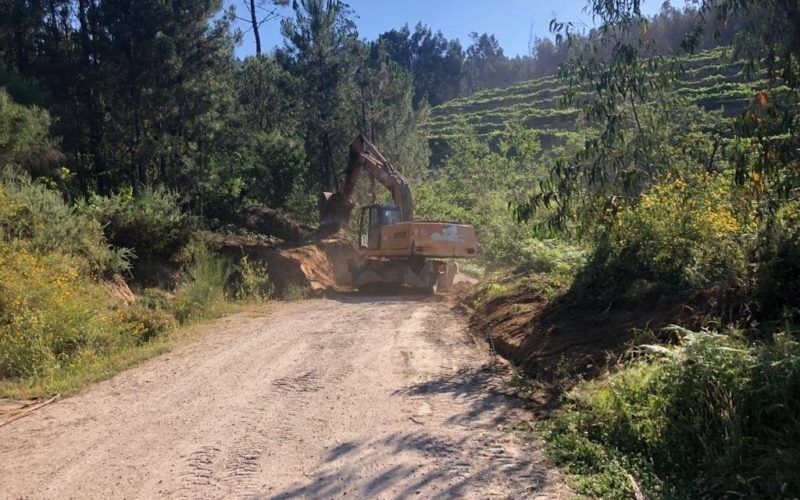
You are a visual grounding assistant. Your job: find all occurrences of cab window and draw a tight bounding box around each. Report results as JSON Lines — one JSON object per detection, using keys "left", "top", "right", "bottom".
{"left": 381, "top": 207, "right": 401, "bottom": 226}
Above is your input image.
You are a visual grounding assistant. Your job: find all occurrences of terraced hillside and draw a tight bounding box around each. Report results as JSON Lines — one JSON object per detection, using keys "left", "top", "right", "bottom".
{"left": 425, "top": 47, "right": 781, "bottom": 164}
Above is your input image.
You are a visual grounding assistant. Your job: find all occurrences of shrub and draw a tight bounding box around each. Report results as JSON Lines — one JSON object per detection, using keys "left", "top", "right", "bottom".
{"left": 755, "top": 199, "right": 800, "bottom": 320}
{"left": 173, "top": 248, "right": 233, "bottom": 323}
{"left": 139, "top": 288, "right": 173, "bottom": 311}
{"left": 80, "top": 186, "right": 194, "bottom": 262}
{"left": 0, "top": 89, "right": 53, "bottom": 167}
{"left": 601, "top": 173, "right": 751, "bottom": 291}
{"left": 0, "top": 169, "right": 130, "bottom": 275}
{"left": 547, "top": 330, "right": 800, "bottom": 498}
{"left": 115, "top": 303, "right": 177, "bottom": 344}
{"left": 515, "top": 239, "right": 586, "bottom": 277}
{"left": 0, "top": 241, "right": 116, "bottom": 378}
{"left": 232, "top": 255, "right": 273, "bottom": 302}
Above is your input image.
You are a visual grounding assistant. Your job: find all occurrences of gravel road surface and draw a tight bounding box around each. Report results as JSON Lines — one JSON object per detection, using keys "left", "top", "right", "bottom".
{"left": 0, "top": 294, "right": 567, "bottom": 499}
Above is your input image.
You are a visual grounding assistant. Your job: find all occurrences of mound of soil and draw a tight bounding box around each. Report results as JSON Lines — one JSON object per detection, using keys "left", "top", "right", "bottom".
{"left": 468, "top": 282, "right": 711, "bottom": 380}
{"left": 219, "top": 236, "right": 361, "bottom": 295}
{"left": 239, "top": 207, "right": 312, "bottom": 244}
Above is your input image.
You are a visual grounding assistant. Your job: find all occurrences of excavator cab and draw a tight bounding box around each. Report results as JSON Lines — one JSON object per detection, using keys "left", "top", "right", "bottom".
{"left": 359, "top": 204, "right": 401, "bottom": 250}
{"left": 326, "top": 135, "right": 476, "bottom": 293}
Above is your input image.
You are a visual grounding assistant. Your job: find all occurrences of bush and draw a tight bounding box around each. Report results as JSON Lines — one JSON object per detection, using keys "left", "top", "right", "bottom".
{"left": 515, "top": 239, "right": 586, "bottom": 277}
{"left": 173, "top": 248, "right": 233, "bottom": 323}
{"left": 0, "top": 239, "right": 183, "bottom": 381}
{"left": 755, "top": 199, "right": 800, "bottom": 320}
{"left": 547, "top": 330, "right": 800, "bottom": 498}
{"left": 0, "top": 169, "right": 130, "bottom": 275}
{"left": 0, "top": 241, "right": 116, "bottom": 378}
{"left": 139, "top": 288, "right": 173, "bottom": 311}
{"left": 80, "top": 186, "right": 194, "bottom": 262}
{"left": 115, "top": 303, "right": 177, "bottom": 344}
{"left": 601, "top": 173, "right": 751, "bottom": 292}
{"left": 232, "top": 255, "right": 273, "bottom": 302}
{"left": 0, "top": 89, "right": 53, "bottom": 167}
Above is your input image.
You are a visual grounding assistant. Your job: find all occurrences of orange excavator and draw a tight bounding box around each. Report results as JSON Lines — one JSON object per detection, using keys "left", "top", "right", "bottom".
{"left": 319, "top": 135, "right": 478, "bottom": 293}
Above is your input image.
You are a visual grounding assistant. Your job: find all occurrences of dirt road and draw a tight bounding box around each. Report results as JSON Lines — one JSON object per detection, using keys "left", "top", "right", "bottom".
{"left": 0, "top": 294, "right": 567, "bottom": 499}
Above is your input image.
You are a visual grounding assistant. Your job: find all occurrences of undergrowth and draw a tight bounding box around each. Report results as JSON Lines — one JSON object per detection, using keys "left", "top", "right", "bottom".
{"left": 173, "top": 247, "right": 234, "bottom": 323}
{"left": 545, "top": 328, "right": 800, "bottom": 498}
{"left": 0, "top": 170, "right": 275, "bottom": 399}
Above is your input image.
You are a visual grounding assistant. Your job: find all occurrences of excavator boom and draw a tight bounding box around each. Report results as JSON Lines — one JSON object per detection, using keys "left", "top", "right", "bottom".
{"left": 319, "top": 135, "right": 412, "bottom": 235}
{"left": 318, "top": 135, "right": 477, "bottom": 293}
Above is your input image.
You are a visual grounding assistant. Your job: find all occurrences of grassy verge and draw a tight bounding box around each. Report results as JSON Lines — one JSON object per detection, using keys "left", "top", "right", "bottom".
{"left": 0, "top": 243, "right": 275, "bottom": 400}
{"left": 544, "top": 329, "right": 800, "bottom": 498}
{"left": 0, "top": 301, "right": 246, "bottom": 401}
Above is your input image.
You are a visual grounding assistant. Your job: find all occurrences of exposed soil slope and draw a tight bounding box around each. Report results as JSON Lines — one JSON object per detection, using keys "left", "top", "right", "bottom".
{"left": 468, "top": 281, "right": 706, "bottom": 380}
{"left": 0, "top": 295, "right": 569, "bottom": 499}
{"left": 219, "top": 236, "right": 361, "bottom": 294}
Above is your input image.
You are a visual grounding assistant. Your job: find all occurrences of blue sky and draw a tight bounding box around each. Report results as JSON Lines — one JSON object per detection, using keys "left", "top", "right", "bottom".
{"left": 227, "top": 0, "right": 665, "bottom": 59}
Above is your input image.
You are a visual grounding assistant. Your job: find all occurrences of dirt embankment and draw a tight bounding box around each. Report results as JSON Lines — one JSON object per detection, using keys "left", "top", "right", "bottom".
{"left": 219, "top": 236, "right": 362, "bottom": 295}
{"left": 467, "top": 281, "right": 714, "bottom": 381}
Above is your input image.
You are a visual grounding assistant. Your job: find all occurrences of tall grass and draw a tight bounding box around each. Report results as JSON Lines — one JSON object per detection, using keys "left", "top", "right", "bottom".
{"left": 546, "top": 329, "right": 800, "bottom": 498}
{"left": 173, "top": 248, "right": 234, "bottom": 323}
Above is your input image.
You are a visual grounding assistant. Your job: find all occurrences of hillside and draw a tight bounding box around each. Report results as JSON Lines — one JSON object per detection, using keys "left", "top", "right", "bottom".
{"left": 424, "top": 47, "right": 776, "bottom": 163}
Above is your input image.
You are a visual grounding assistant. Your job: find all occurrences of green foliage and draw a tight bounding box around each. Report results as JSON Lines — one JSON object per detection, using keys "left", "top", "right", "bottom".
{"left": 414, "top": 121, "right": 549, "bottom": 270}
{"left": 32, "top": 0, "right": 237, "bottom": 193}
{"left": 233, "top": 255, "right": 273, "bottom": 303}
{"left": 281, "top": 0, "right": 357, "bottom": 193}
{"left": 0, "top": 168, "right": 130, "bottom": 275}
{"left": 685, "top": 1, "right": 800, "bottom": 91}
{"left": 600, "top": 174, "right": 751, "bottom": 291}
{"left": 0, "top": 242, "right": 112, "bottom": 379}
{"left": 0, "top": 89, "right": 54, "bottom": 169}
{"left": 192, "top": 55, "right": 308, "bottom": 221}
{"left": 139, "top": 288, "right": 173, "bottom": 311}
{"left": 374, "top": 23, "right": 465, "bottom": 107}
{"left": 425, "top": 47, "right": 759, "bottom": 169}
{"left": 726, "top": 90, "right": 800, "bottom": 217}
{"left": 115, "top": 303, "right": 178, "bottom": 344}
{"left": 0, "top": 239, "right": 175, "bottom": 381}
{"left": 79, "top": 186, "right": 194, "bottom": 262}
{"left": 754, "top": 199, "right": 800, "bottom": 319}
{"left": 0, "top": 65, "right": 47, "bottom": 106}
{"left": 548, "top": 330, "right": 800, "bottom": 498}
{"left": 173, "top": 248, "right": 234, "bottom": 323}
{"left": 514, "top": 239, "right": 586, "bottom": 278}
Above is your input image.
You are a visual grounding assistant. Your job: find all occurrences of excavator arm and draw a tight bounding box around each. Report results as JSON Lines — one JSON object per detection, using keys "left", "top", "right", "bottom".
{"left": 319, "top": 135, "right": 413, "bottom": 234}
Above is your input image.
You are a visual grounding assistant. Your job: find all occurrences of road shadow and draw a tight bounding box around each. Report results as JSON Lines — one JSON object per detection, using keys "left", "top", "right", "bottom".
{"left": 394, "top": 365, "right": 530, "bottom": 427}
{"left": 265, "top": 428, "right": 553, "bottom": 499}
{"left": 265, "top": 366, "right": 559, "bottom": 499}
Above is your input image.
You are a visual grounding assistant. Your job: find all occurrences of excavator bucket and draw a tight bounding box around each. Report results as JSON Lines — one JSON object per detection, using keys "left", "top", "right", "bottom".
{"left": 318, "top": 191, "right": 354, "bottom": 237}
{"left": 318, "top": 135, "right": 414, "bottom": 239}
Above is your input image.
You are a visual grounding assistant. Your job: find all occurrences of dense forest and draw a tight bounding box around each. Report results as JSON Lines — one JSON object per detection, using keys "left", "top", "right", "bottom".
{"left": 0, "top": 0, "right": 748, "bottom": 216}
{"left": 1, "top": 0, "right": 799, "bottom": 497}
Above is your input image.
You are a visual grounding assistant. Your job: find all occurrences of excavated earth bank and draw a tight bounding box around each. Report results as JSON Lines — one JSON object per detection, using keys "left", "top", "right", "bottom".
{"left": 467, "top": 282, "right": 712, "bottom": 380}
{"left": 219, "top": 236, "right": 362, "bottom": 294}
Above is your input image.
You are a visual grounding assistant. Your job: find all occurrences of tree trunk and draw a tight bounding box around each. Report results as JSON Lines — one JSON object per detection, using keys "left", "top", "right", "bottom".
{"left": 249, "top": 0, "right": 262, "bottom": 56}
